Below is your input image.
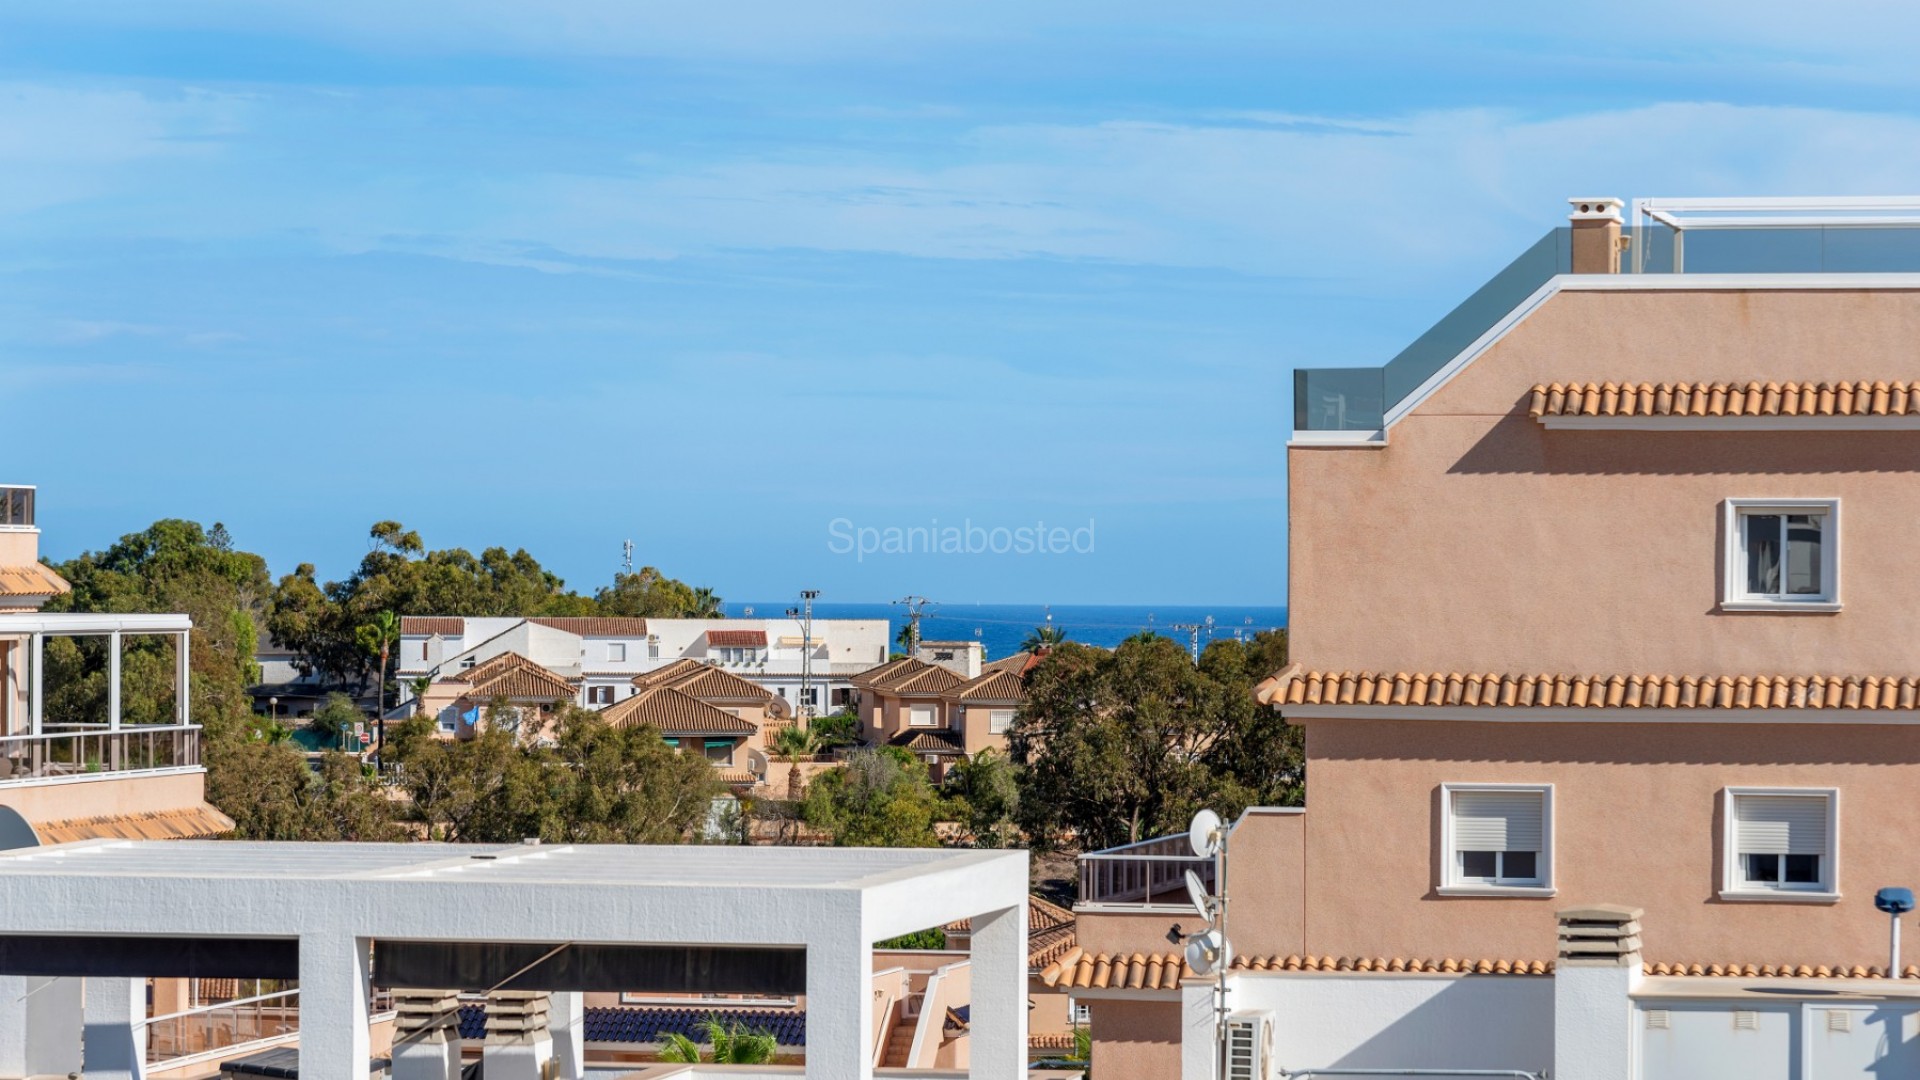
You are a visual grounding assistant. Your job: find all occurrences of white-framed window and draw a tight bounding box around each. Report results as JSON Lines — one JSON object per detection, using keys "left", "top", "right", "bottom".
{"left": 607, "top": 642, "right": 626, "bottom": 663}
{"left": 647, "top": 640, "right": 661, "bottom": 659}
{"left": 800, "top": 687, "right": 818, "bottom": 706}
{"left": 586, "top": 685, "right": 614, "bottom": 705}
{"left": 1722, "top": 787, "right": 1838, "bottom": 900}
{"left": 1722, "top": 499, "right": 1840, "bottom": 611}
{"left": 459, "top": 656, "right": 476, "bottom": 670}
{"left": 908, "top": 704, "right": 938, "bottom": 728}
{"left": 988, "top": 709, "right": 1015, "bottom": 735}
{"left": 417, "top": 641, "right": 429, "bottom": 661}
{"left": 1440, "top": 783, "right": 1552, "bottom": 894}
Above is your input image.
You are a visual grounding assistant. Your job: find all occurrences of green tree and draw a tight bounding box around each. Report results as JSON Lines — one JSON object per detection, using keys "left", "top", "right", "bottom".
{"left": 1010, "top": 633, "right": 1303, "bottom": 852}
{"left": 309, "top": 692, "right": 365, "bottom": 750}
{"left": 354, "top": 610, "right": 401, "bottom": 736}
{"left": 944, "top": 749, "right": 1022, "bottom": 848}
{"left": 801, "top": 748, "right": 950, "bottom": 847}
{"left": 1019, "top": 625, "right": 1068, "bottom": 653}
{"left": 657, "top": 1018, "right": 778, "bottom": 1065}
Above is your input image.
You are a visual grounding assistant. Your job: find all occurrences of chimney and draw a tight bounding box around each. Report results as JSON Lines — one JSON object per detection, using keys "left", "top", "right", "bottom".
{"left": 483, "top": 990, "right": 554, "bottom": 1080}
{"left": 1568, "top": 198, "right": 1625, "bottom": 274}
{"left": 391, "top": 990, "right": 464, "bottom": 1080}
{"left": 1553, "top": 905, "right": 1643, "bottom": 1080}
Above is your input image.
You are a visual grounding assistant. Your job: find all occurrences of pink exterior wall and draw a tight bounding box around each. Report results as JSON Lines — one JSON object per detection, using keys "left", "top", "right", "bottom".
{"left": 1273, "top": 286, "right": 1920, "bottom": 973}
{"left": 864, "top": 694, "right": 951, "bottom": 744}
{"left": 1088, "top": 999, "right": 1180, "bottom": 1080}
{"left": 0, "top": 531, "right": 39, "bottom": 566}
{"left": 1290, "top": 288, "right": 1920, "bottom": 676}
{"left": 0, "top": 770, "right": 214, "bottom": 827}
{"left": 955, "top": 703, "right": 1014, "bottom": 757}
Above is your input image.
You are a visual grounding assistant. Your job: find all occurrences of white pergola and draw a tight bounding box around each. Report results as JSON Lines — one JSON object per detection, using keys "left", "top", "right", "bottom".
{"left": 0, "top": 840, "right": 1029, "bottom": 1079}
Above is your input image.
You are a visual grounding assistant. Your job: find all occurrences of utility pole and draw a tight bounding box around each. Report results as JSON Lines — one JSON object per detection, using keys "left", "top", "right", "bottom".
{"left": 894, "top": 595, "right": 932, "bottom": 656}
{"left": 788, "top": 589, "right": 820, "bottom": 726}
{"left": 1170, "top": 623, "right": 1203, "bottom": 662}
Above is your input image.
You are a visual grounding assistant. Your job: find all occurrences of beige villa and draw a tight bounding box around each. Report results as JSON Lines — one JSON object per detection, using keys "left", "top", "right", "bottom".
{"left": 1067, "top": 197, "right": 1920, "bottom": 1080}
{"left": 851, "top": 652, "right": 1032, "bottom": 779}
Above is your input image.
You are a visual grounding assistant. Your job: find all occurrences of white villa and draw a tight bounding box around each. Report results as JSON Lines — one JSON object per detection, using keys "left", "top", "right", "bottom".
{"left": 394, "top": 616, "right": 890, "bottom": 720}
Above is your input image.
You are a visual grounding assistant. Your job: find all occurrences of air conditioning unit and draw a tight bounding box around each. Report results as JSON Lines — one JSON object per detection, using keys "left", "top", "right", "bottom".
{"left": 1223, "top": 1010, "right": 1275, "bottom": 1080}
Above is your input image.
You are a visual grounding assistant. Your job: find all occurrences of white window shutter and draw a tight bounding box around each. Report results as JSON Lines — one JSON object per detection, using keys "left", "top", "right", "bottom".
{"left": 1452, "top": 790, "right": 1544, "bottom": 851}
{"left": 1734, "top": 794, "right": 1828, "bottom": 855}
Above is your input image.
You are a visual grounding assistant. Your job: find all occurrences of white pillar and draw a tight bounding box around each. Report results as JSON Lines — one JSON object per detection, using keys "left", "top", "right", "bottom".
{"left": 81, "top": 976, "right": 146, "bottom": 1080}
{"left": 0, "top": 975, "right": 25, "bottom": 1078}
{"left": 175, "top": 631, "right": 191, "bottom": 727}
{"left": 807, "top": 925, "right": 874, "bottom": 1079}
{"left": 967, "top": 904, "right": 1028, "bottom": 1080}
{"left": 108, "top": 631, "right": 122, "bottom": 732}
{"left": 1180, "top": 979, "right": 1219, "bottom": 1080}
{"left": 299, "top": 934, "right": 372, "bottom": 1080}
{"left": 25, "top": 977, "right": 83, "bottom": 1078}
{"left": 28, "top": 634, "right": 41, "bottom": 736}
{"left": 550, "top": 991, "right": 584, "bottom": 1080}
{"left": 1553, "top": 905, "right": 1643, "bottom": 1080}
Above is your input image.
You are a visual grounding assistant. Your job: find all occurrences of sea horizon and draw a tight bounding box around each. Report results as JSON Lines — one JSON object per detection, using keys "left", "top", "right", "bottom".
{"left": 730, "top": 601, "right": 1287, "bottom": 661}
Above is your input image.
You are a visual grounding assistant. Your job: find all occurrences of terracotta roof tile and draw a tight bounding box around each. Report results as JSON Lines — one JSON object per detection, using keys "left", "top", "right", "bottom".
{"left": 944, "top": 896, "right": 1077, "bottom": 968}
{"left": 866, "top": 659, "right": 966, "bottom": 696}
{"left": 400, "top": 617, "right": 464, "bottom": 636}
{"left": 707, "top": 629, "right": 767, "bottom": 647}
{"left": 1528, "top": 380, "right": 1920, "bottom": 420}
{"left": 891, "top": 729, "right": 965, "bottom": 754}
{"left": 0, "top": 563, "right": 70, "bottom": 599}
{"left": 1644, "top": 961, "right": 1920, "bottom": 979}
{"left": 528, "top": 617, "right": 650, "bottom": 636}
{"left": 600, "top": 685, "right": 758, "bottom": 735}
{"left": 458, "top": 652, "right": 578, "bottom": 701}
{"left": 948, "top": 667, "right": 1026, "bottom": 704}
{"left": 638, "top": 664, "right": 779, "bottom": 705}
{"left": 1042, "top": 950, "right": 1557, "bottom": 989}
{"left": 851, "top": 657, "right": 918, "bottom": 689}
{"left": 35, "top": 805, "right": 235, "bottom": 844}
{"left": 1257, "top": 666, "right": 1920, "bottom": 711}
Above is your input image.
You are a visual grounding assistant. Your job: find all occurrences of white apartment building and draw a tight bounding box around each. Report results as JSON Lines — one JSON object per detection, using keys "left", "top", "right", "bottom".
{"left": 395, "top": 616, "right": 890, "bottom": 715}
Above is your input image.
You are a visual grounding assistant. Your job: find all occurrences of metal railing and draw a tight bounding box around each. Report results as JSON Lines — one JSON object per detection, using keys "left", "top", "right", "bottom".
{"left": 144, "top": 989, "right": 300, "bottom": 1067}
{"left": 1077, "top": 834, "right": 1216, "bottom": 908}
{"left": 0, "top": 725, "right": 201, "bottom": 785}
{"left": 1295, "top": 219, "right": 1920, "bottom": 433}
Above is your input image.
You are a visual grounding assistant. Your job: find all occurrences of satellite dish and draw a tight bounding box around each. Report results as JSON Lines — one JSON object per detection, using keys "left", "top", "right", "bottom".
{"left": 1184, "top": 870, "right": 1215, "bottom": 920}
{"left": 1184, "top": 930, "right": 1231, "bottom": 976}
{"left": 1188, "top": 808, "right": 1223, "bottom": 858}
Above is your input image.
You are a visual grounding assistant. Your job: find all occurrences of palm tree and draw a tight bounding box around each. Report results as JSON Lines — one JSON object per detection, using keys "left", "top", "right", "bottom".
{"left": 1020, "top": 624, "right": 1068, "bottom": 653}
{"left": 355, "top": 610, "right": 401, "bottom": 763}
{"left": 656, "top": 1017, "right": 778, "bottom": 1065}
{"left": 689, "top": 586, "right": 723, "bottom": 618}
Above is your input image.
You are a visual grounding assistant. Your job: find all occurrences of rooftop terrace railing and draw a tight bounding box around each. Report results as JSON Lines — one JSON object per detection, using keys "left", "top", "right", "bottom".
{"left": 1077, "top": 833, "right": 1216, "bottom": 909}
{"left": 0, "top": 725, "right": 201, "bottom": 786}
{"left": 1294, "top": 221, "right": 1920, "bottom": 433}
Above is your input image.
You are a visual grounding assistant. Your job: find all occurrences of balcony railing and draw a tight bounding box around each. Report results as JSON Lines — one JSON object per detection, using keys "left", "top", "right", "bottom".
{"left": 1077, "top": 834, "right": 1216, "bottom": 909}
{"left": 144, "top": 989, "right": 300, "bottom": 1068}
{"left": 0, "top": 486, "right": 33, "bottom": 529}
{"left": 1295, "top": 219, "right": 1920, "bottom": 433}
{"left": 0, "top": 725, "right": 201, "bottom": 785}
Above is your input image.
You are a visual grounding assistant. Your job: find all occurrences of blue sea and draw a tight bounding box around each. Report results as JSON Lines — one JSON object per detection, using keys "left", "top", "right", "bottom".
{"left": 729, "top": 602, "right": 1286, "bottom": 662}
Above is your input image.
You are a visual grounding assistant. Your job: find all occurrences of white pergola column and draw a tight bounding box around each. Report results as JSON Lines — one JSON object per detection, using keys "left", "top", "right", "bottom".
{"left": 299, "top": 934, "right": 372, "bottom": 1080}
{"left": 0, "top": 974, "right": 25, "bottom": 1077}
{"left": 550, "top": 990, "right": 584, "bottom": 1080}
{"left": 81, "top": 976, "right": 146, "bottom": 1080}
{"left": 175, "top": 630, "right": 191, "bottom": 726}
{"left": 966, "top": 904, "right": 1028, "bottom": 1080}
{"left": 806, "top": 925, "right": 874, "bottom": 1079}
{"left": 26, "top": 977, "right": 83, "bottom": 1077}
{"left": 108, "top": 631, "right": 122, "bottom": 732}
{"left": 28, "top": 633, "right": 41, "bottom": 736}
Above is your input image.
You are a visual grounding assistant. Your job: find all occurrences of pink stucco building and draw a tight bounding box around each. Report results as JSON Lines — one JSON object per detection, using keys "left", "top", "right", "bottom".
{"left": 1068, "top": 197, "right": 1920, "bottom": 1080}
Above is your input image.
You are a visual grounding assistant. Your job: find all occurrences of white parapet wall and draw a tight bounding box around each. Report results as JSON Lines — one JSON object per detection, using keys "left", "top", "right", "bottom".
{"left": 1183, "top": 973, "right": 1554, "bottom": 1078}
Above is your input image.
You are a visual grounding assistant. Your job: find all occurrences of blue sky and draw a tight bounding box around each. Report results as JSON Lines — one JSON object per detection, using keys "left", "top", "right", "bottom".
{"left": 9, "top": 2, "right": 1920, "bottom": 605}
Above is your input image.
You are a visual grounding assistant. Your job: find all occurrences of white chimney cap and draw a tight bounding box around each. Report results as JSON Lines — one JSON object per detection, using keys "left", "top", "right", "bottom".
{"left": 1568, "top": 197, "right": 1624, "bottom": 222}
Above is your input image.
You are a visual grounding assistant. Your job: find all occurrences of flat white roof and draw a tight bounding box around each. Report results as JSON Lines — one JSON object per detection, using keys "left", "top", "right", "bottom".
{"left": 0, "top": 840, "right": 990, "bottom": 889}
